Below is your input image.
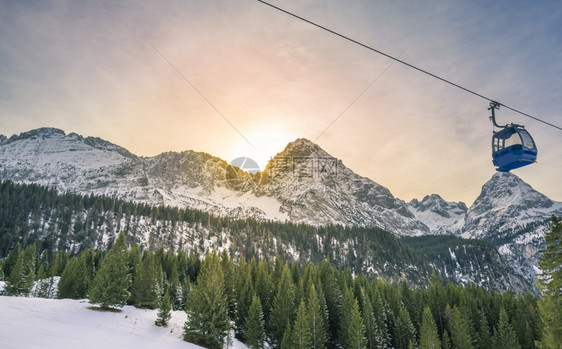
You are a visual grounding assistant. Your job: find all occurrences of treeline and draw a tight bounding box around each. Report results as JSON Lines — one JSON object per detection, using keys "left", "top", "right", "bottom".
{"left": 0, "top": 179, "right": 433, "bottom": 286}
{"left": 1, "top": 234, "right": 540, "bottom": 349}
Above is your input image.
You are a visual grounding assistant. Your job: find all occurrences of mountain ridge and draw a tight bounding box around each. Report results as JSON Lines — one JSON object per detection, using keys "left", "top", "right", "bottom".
{"left": 1, "top": 127, "right": 560, "bottom": 290}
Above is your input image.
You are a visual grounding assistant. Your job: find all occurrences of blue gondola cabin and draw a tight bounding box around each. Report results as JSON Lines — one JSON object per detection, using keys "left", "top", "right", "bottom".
{"left": 491, "top": 125, "right": 537, "bottom": 172}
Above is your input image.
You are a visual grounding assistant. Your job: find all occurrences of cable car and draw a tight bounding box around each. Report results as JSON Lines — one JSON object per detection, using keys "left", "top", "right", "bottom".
{"left": 489, "top": 102, "right": 537, "bottom": 172}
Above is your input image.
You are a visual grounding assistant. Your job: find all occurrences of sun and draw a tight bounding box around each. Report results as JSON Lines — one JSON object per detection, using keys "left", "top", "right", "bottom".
{"left": 224, "top": 128, "right": 296, "bottom": 173}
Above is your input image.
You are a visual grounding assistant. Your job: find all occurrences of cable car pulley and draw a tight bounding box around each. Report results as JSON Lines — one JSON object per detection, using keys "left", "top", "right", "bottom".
{"left": 489, "top": 101, "right": 537, "bottom": 172}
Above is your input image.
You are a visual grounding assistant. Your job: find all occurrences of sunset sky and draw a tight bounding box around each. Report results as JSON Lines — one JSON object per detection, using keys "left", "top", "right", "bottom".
{"left": 1, "top": 0, "right": 561, "bottom": 205}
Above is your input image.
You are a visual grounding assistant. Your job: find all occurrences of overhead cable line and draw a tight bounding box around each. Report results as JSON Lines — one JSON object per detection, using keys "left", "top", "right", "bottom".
{"left": 150, "top": 43, "right": 259, "bottom": 152}
{"left": 257, "top": 0, "right": 562, "bottom": 132}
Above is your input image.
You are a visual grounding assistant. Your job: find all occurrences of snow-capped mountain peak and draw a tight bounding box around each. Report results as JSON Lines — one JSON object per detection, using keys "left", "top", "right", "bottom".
{"left": 406, "top": 194, "right": 467, "bottom": 234}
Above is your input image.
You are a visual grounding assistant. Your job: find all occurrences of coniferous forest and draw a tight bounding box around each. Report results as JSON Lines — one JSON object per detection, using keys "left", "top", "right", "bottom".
{"left": 1, "top": 180, "right": 561, "bottom": 348}
{"left": 0, "top": 232, "right": 546, "bottom": 349}
{"left": 0, "top": 180, "right": 533, "bottom": 292}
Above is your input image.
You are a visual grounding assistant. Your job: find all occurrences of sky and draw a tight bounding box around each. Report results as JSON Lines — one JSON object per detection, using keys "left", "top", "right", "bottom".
{"left": 1, "top": 0, "right": 561, "bottom": 206}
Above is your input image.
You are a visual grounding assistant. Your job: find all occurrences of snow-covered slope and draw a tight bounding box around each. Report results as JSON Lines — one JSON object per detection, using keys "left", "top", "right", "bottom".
{"left": 0, "top": 128, "right": 286, "bottom": 221}
{"left": 2, "top": 128, "right": 559, "bottom": 288}
{"left": 407, "top": 172, "right": 562, "bottom": 288}
{"left": 459, "top": 172, "right": 562, "bottom": 287}
{"left": 0, "top": 295, "right": 247, "bottom": 349}
{"left": 256, "top": 138, "right": 430, "bottom": 235}
{"left": 0, "top": 128, "right": 428, "bottom": 235}
{"left": 406, "top": 194, "right": 467, "bottom": 235}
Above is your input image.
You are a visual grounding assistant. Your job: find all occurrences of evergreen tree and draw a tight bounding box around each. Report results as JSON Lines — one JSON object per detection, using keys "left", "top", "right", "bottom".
{"left": 362, "top": 291, "right": 383, "bottom": 349}
{"left": 450, "top": 306, "right": 474, "bottom": 349}
{"left": 48, "top": 251, "right": 63, "bottom": 277}
{"left": 21, "top": 243, "right": 36, "bottom": 294}
{"left": 2, "top": 242, "right": 22, "bottom": 278}
{"left": 245, "top": 294, "right": 266, "bottom": 349}
{"left": 491, "top": 308, "right": 521, "bottom": 349}
{"left": 441, "top": 330, "right": 451, "bottom": 349}
{"left": 235, "top": 267, "right": 254, "bottom": 338}
{"left": 292, "top": 300, "right": 312, "bottom": 349}
{"left": 345, "top": 298, "right": 367, "bottom": 349}
{"left": 338, "top": 286, "right": 356, "bottom": 347}
{"left": 221, "top": 249, "right": 236, "bottom": 318}
{"left": 308, "top": 284, "right": 327, "bottom": 349}
{"left": 155, "top": 290, "right": 172, "bottom": 327}
{"left": 58, "top": 253, "right": 91, "bottom": 299}
{"left": 34, "top": 264, "right": 51, "bottom": 298}
{"left": 3, "top": 243, "right": 35, "bottom": 296}
{"left": 269, "top": 264, "right": 296, "bottom": 348}
{"left": 4, "top": 251, "right": 25, "bottom": 296}
{"left": 130, "top": 252, "right": 159, "bottom": 309}
{"left": 394, "top": 305, "right": 417, "bottom": 349}
{"left": 254, "top": 260, "right": 273, "bottom": 322}
{"left": 281, "top": 321, "right": 293, "bottom": 349}
{"left": 183, "top": 251, "right": 230, "bottom": 349}
{"left": 536, "top": 215, "right": 562, "bottom": 349}
{"left": 476, "top": 311, "right": 491, "bottom": 349}
{"left": 88, "top": 232, "right": 132, "bottom": 309}
{"left": 420, "top": 306, "right": 441, "bottom": 349}
{"left": 372, "top": 292, "right": 391, "bottom": 349}
{"left": 320, "top": 261, "right": 342, "bottom": 347}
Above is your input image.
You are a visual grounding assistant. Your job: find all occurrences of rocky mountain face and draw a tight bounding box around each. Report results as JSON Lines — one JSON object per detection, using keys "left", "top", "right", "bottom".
{"left": 406, "top": 194, "right": 467, "bottom": 235}
{"left": 0, "top": 129, "right": 429, "bottom": 235}
{"left": 459, "top": 173, "right": 562, "bottom": 288}
{"left": 408, "top": 172, "right": 562, "bottom": 289}
{"left": 1, "top": 127, "right": 558, "bottom": 291}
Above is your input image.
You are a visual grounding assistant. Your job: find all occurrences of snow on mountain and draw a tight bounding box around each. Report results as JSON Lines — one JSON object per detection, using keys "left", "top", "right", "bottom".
{"left": 256, "top": 138, "right": 430, "bottom": 235}
{"left": 0, "top": 128, "right": 285, "bottom": 221}
{"left": 0, "top": 129, "right": 428, "bottom": 235}
{"left": 1, "top": 128, "right": 559, "bottom": 288}
{"left": 406, "top": 172, "right": 562, "bottom": 289}
{"left": 457, "top": 172, "right": 562, "bottom": 288}
{"left": 0, "top": 295, "right": 247, "bottom": 349}
{"left": 406, "top": 194, "right": 467, "bottom": 234}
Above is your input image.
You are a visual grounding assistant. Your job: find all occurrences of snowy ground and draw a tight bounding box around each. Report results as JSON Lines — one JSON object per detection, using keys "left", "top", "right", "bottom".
{"left": 0, "top": 296, "right": 247, "bottom": 349}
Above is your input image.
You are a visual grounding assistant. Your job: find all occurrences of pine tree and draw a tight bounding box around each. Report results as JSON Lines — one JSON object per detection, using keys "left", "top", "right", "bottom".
{"left": 476, "top": 311, "right": 491, "bottom": 349}
{"left": 536, "top": 215, "right": 562, "bottom": 349}
{"left": 58, "top": 255, "right": 89, "bottom": 299}
{"left": 48, "top": 251, "right": 63, "bottom": 277}
{"left": 88, "top": 232, "right": 132, "bottom": 309}
{"left": 34, "top": 264, "right": 51, "bottom": 298}
{"left": 254, "top": 260, "right": 273, "bottom": 322}
{"left": 130, "top": 252, "right": 159, "bottom": 309}
{"left": 320, "top": 261, "right": 342, "bottom": 347}
{"left": 21, "top": 243, "right": 36, "bottom": 295}
{"left": 183, "top": 251, "right": 230, "bottom": 349}
{"left": 2, "top": 242, "right": 22, "bottom": 278}
{"left": 394, "top": 305, "right": 417, "bottom": 349}
{"left": 420, "top": 306, "right": 441, "bottom": 349}
{"left": 372, "top": 292, "right": 391, "bottom": 349}
{"left": 441, "top": 330, "right": 452, "bottom": 349}
{"left": 4, "top": 251, "right": 25, "bottom": 296}
{"left": 491, "top": 308, "right": 521, "bottom": 349}
{"left": 269, "top": 264, "right": 296, "bottom": 347}
{"left": 281, "top": 321, "right": 293, "bottom": 349}
{"left": 308, "top": 284, "right": 327, "bottom": 349}
{"left": 362, "top": 291, "right": 383, "bottom": 349}
{"left": 155, "top": 290, "right": 172, "bottom": 327}
{"left": 450, "top": 306, "right": 474, "bottom": 349}
{"left": 292, "top": 300, "right": 312, "bottom": 349}
{"left": 245, "top": 295, "right": 266, "bottom": 349}
{"left": 346, "top": 298, "right": 367, "bottom": 349}
{"left": 338, "top": 286, "right": 355, "bottom": 347}
{"left": 235, "top": 267, "right": 254, "bottom": 338}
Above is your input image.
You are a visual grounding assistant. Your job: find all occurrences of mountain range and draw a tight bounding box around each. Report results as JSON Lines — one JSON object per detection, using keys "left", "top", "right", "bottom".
{"left": 2, "top": 127, "right": 561, "bottom": 290}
